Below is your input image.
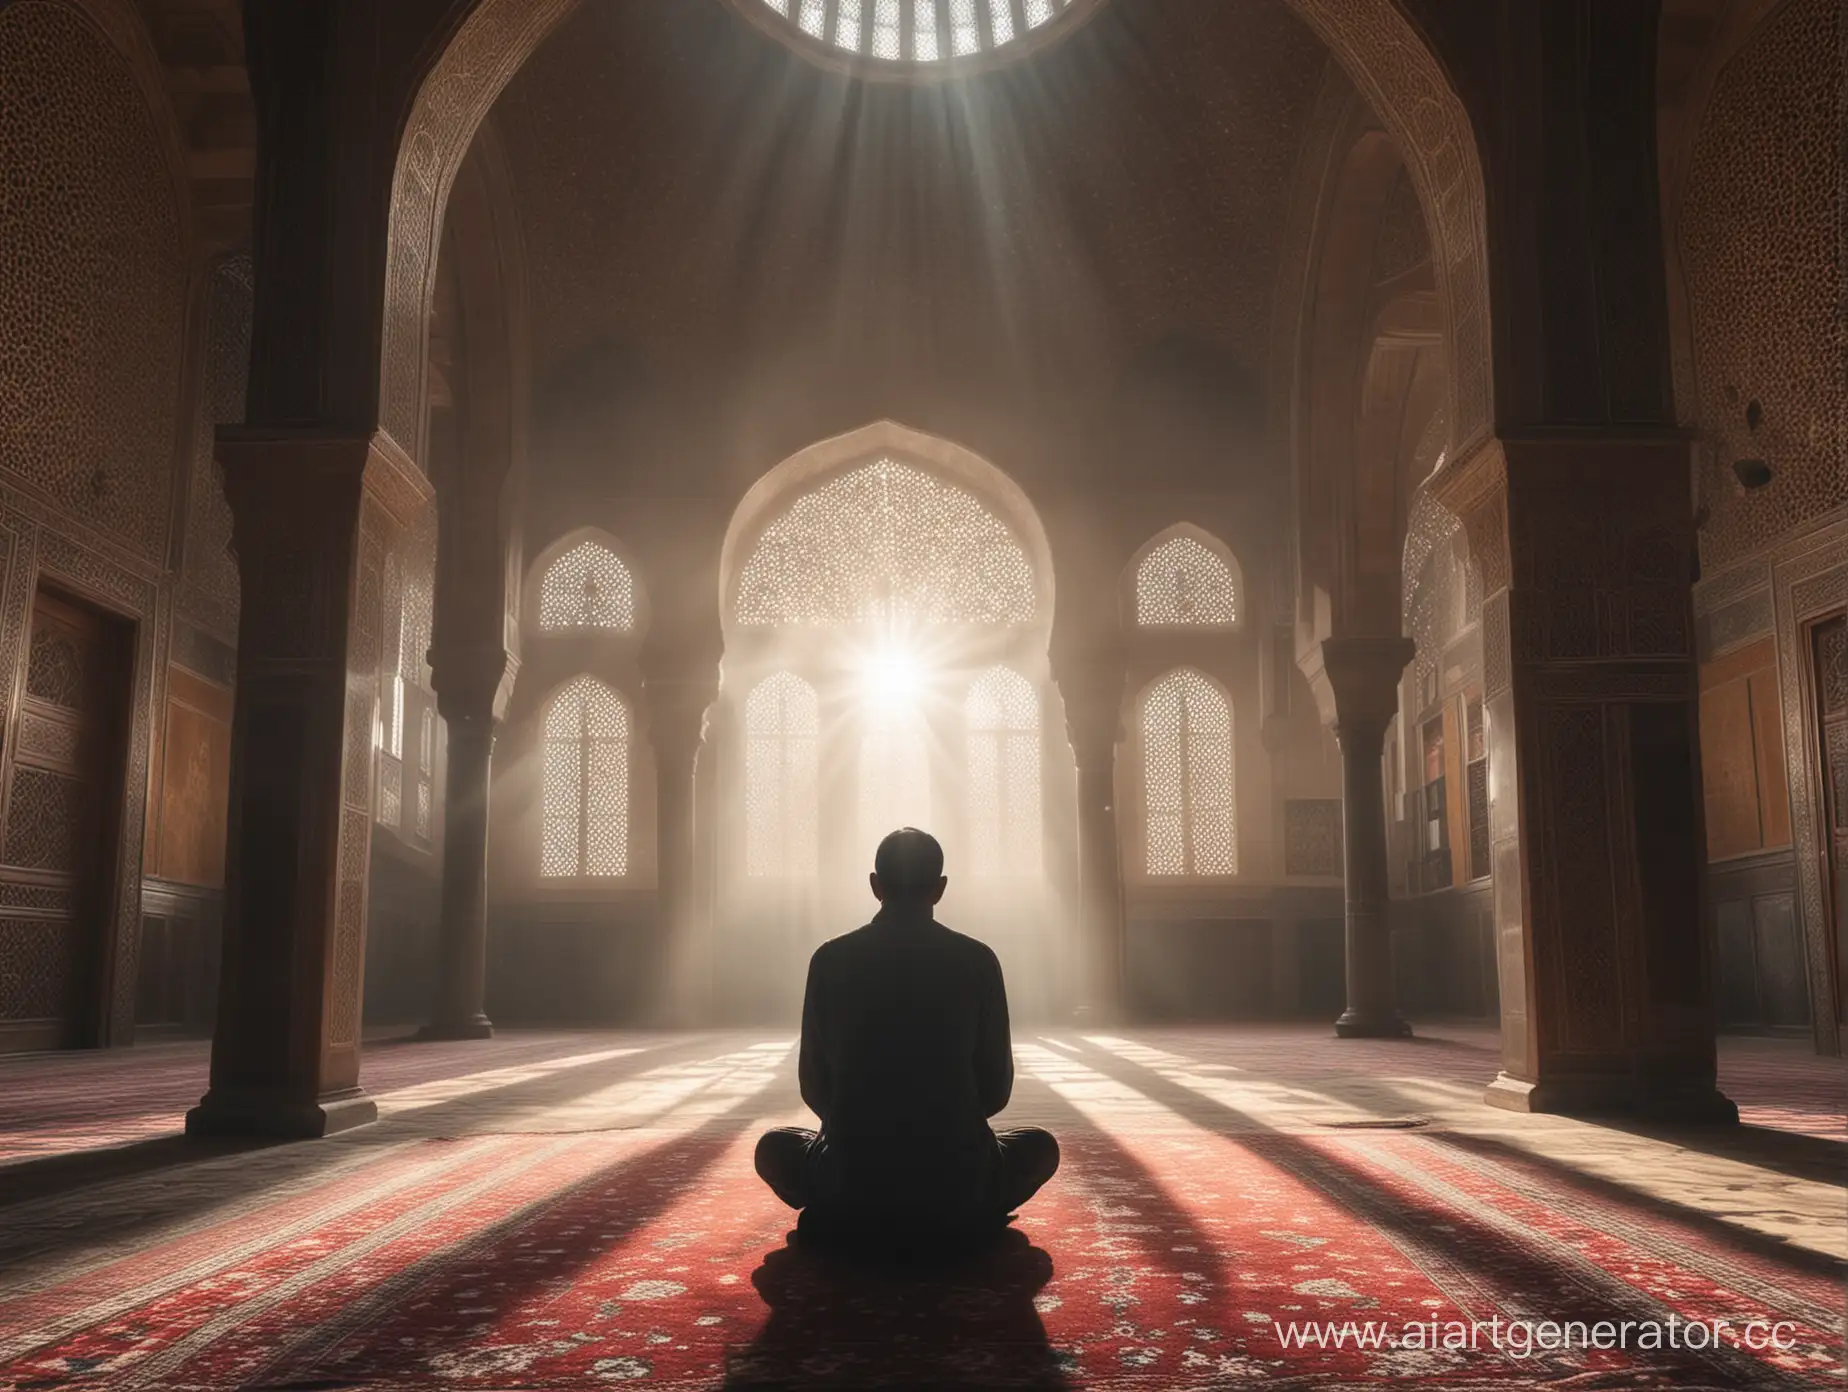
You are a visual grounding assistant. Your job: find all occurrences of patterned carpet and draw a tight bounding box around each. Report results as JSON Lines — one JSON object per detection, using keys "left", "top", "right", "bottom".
{"left": 0, "top": 1029, "right": 1841, "bottom": 1389}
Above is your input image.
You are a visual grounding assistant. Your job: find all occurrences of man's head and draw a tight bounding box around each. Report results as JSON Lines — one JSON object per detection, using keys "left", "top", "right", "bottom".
{"left": 870, "top": 827, "right": 947, "bottom": 907}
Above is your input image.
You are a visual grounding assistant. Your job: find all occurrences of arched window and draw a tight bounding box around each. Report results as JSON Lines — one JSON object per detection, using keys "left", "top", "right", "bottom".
{"left": 745, "top": 672, "right": 820, "bottom": 879}
{"left": 538, "top": 540, "right": 635, "bottom": 631}
{"left": 1135, "top": 534, "right": 1240, "bottom": 628}
{"left": 541, "top": 678, "right": 630, "bottom": 877}
{"left": 1142, "top": 668, "right": 1236, "bottom": 875}
{"left": 966, "top": 666, "right": 1041, "bottom": 879}
{"left": 736, "top": 457, "right": 1035, "bottom": 627}
{"left": 376, "top": 502, "right": 437, "bottom": 835}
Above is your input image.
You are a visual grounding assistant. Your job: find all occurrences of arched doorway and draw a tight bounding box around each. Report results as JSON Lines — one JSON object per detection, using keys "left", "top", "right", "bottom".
{"left": 712, "top": 423, "right": 1071, "bottom": 1020}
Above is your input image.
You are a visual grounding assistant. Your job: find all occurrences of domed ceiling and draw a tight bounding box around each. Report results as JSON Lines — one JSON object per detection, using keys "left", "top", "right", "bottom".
{"left": 488, "top": 0, "right": 1333, "bottom": 467}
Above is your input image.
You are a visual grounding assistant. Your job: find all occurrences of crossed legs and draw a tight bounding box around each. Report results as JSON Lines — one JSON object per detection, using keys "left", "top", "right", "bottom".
{"left": 755, "top": 1126, "right": 1060, "bottom": 1219}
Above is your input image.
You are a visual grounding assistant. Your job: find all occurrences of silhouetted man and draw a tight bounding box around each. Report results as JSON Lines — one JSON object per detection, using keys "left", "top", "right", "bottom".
{"left": 755, "top": 827, "right": 1059, "bottom": 1253}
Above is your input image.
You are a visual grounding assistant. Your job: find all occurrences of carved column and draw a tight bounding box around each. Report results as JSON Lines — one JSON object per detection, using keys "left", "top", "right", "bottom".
{"left": 189, "top": 430, "right": 431, "bottom": 1138}
{"left": 420, "top": 644, "right": 516, "bottom": 1040}
{"left": 1322, "top": 636, "right": 1415, "bottom": 1038}
{"left": 1060, "top": 657, "right": 1128, "bottom": 1023}
{"left": 1433, "top": 435, "right": 1734, "bottom": 1120}
{"left": 644, "top": 669, "right": 719, "bottom": 1022}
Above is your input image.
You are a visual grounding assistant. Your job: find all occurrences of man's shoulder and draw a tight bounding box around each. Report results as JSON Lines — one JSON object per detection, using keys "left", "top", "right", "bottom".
{"left": 809, "top": 922, "right": 879, "bottom": 967}
{"left": 814, "top": 921, "right": 877, "bottom": 952}
{"left": 814, "top": 918, "right": 995, "bottom": 963}
{"left": 934, "top": 921, "right": 1000, "bottom": 963}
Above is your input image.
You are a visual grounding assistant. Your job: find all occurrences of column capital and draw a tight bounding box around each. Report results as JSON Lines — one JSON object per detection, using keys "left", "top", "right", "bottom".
{"left": 430, "top": 642, "right": 518, "bottom": 728}
{"left": 217, "top": 426, "right": 433, "bottom": 530}
{"left": 1053, "top": 646, "right": 1128, "bottom": 768}
{"left": 1319, "top": 635, "right": 1414, "bottom": 746}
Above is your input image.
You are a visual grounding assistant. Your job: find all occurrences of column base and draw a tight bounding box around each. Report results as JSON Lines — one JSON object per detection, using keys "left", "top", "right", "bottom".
{"left": 1483, "top": 1071, "right": 1739, "bottom": 1123}
{"left": 185, "top": 1086, "right": 378, "bottom": 1139}
{"left": 1334, "top": 1010, "right": 1413, "bottom": 1039}
{"left": 416, "top": 1015, "right": 494, "bottom": 1041}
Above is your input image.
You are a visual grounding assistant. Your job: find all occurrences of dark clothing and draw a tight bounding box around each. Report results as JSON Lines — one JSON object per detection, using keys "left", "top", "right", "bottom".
{"left": 759, "top": 903, "right": 1057, "bottom": 1235}
{"left": 755, "top": 1125, "right": 1060, "bottom": 1241}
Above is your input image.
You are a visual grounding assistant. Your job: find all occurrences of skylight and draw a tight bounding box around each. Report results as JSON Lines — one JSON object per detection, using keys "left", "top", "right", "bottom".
{"left": 756, "top": 0, "right": 1082, "bottom": 67}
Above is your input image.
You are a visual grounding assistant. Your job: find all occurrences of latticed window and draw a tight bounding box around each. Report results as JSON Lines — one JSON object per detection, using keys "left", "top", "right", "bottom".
{"left": 376, "top": 550, "right": 405, "bottom": 828}
{"left": 966, "top": 665, "right": 1041, "bottom": 878}
{"left": 745, "top": 671, "right": 820, "bottom": 879}
{"left": 736, "top": 457, "right": 1035, "bottom": 627}
{"left": 1142, "top": 668, "right": 1236, "bottom": 875}
{"left": 379, "top": 505, "right": 437, "bottom": 831}
{"left": 541, "top": 677, "right": 631, "bottom": 878}
{"left": 1135, "top": 535, "right": 1239, "bottom": 628}
{"left": 758, "top": 0, "right": 1077, "bottom": 62}
{"left": 539, "top": 540, "right": 635, "bottom": 631}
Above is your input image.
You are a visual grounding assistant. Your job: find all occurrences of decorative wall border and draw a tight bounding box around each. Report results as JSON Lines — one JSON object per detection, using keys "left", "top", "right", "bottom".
{"left": 0, "top": 488, "right": 166, "bottom": 1046}
{"left": 1694, "top": 540, "right": 1775, "bottom": 662}
{"left": 1767, "top": 508, "right": 1847, "bottom": 1054}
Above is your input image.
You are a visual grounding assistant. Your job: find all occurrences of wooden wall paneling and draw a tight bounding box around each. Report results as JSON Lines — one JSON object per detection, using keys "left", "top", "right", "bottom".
{"left": 1750, "top": 666, "right": 1793, "bottom": 848}
{"left": 1699, "top": 673, "right": 1761, "bottom": 858}
{"left": 153, "top": 664, "right": 234, "bottom": 886}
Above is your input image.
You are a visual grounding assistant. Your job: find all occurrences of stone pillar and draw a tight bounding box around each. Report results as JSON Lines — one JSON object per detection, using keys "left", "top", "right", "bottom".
{"left": 1060, "top": 660, "right": 1128, "bottom": 1023}
{"left": 1321, "top": 636, "right": 1416, "bottom": 1038}
{"left": 644, "top": 670, "right": 719, "bottom": 1022}
{"left": 420, "top": 644, "right": 517, "bottom": 1040}
{"left": 1433, "top": 435, "right": 1734, "bottom": 1120}
{"left": 189, "top": 430, "right": 431, "bottom": 1139}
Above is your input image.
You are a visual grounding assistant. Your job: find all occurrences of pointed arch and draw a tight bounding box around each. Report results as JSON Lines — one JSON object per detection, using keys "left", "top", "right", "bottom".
{"left": 540, "top": 676, "right": 631, "bottom": 877}
{"left": 721, "top": 421, "right": 1055, "bottom": 632}
{"left": 1139, "top": 667, "right": 1236, "bottom": 876}
{"left": 380, "top": 0, "right": 1490, "bottom": 475}
{"left": 1129, "top": 524, "right": 1244, "bottom": 629}
{"left": 527, "top": 527, "right": 642, "bottom": 633}
{"left": 744, "top": 671, "right": 820, "bottom": 879}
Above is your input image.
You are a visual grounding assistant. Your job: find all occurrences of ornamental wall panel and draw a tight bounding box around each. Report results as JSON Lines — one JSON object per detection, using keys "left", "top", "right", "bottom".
{"left": 1682, "top": 0, "right": 1845, "bottom": 572}
{"left": 0, "top": 1, "right": 186, "bottom": 565}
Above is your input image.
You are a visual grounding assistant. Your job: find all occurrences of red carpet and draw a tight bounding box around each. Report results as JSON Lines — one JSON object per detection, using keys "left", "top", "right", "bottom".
{"left": 0, "top": 1034, "right": 1840, "bottom": 1389}
{"left": 1, "top": 1025, "right": 1838, "bottom": 1166}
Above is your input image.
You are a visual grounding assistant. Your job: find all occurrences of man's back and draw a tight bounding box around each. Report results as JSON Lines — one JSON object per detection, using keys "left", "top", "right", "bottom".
{"left": 753, "top": 827, "right": 1059, "bottom": 1244}
{"left": 799, "top": 905, "right": 1012, "bottom": 1174}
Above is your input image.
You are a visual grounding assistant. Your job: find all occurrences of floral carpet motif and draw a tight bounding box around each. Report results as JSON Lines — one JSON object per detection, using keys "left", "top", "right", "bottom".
{"left": 0, "top": 1032, "right": 1839, "bottom": 1390}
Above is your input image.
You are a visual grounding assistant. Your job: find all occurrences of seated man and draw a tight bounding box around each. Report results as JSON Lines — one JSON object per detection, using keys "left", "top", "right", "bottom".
{"left": 755, "top": 827, "right": 1059, "bottom": 1252}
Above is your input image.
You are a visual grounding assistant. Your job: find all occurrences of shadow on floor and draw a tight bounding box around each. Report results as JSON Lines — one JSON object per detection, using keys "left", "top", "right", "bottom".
{"left": 1585, "top": 1116, "right": 1846, "bottom": 1188}
{"left": 0, "top": 1035, "right": 729, "bottom": 1261}
{"left": 1425, "top": 1127, "right": 1847, "bottom": 1282}
{"left": 722, "top": 1228, "right": 1066, "bottom": 1391}
{"left": 1060, "top": 1039, "right": 1821, "bottom": 1388}
{"left": 1359, "top": 1071, "right": 1848, "bottom": 1190}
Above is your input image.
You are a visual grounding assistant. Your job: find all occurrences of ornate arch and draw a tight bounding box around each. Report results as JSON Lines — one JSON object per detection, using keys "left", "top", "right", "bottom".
{"left": 1124, "top": 523, "right": 1245, "bottom": 630}
{"left": 379, "top": 0, "right": 1491, "bottom": 467}
{"left": 523, "top": 526, "right": 646, "bottom": 636}
{"left": 378, "top": 0, "right": 574, "bottom": 460}
{"left": 1286, "top": 0, "right": 1491, "bottom": 456}
{"left": 719, "top": 420, "right": 1056, "bottom": 633}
